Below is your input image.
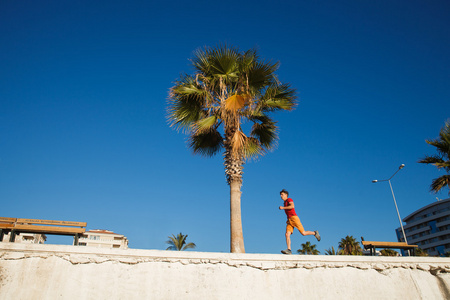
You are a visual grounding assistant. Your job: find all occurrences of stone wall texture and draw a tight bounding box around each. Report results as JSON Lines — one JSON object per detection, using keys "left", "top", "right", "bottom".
{"left": 1, "top": 243, "right": 450, "bottom": 299}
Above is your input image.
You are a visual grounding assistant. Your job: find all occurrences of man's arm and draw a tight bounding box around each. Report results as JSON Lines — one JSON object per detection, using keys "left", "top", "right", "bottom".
{"left": 279, "top": 201, "right": 295, "bottom": 210}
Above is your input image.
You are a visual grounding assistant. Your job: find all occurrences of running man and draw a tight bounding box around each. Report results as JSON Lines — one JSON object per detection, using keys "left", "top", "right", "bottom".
{"left": 278, "top": 189, "right": 320, "bottom": 254}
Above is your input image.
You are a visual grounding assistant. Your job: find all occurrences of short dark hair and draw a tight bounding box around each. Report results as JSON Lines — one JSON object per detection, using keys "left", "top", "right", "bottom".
{"left": 280, "top": 189, "right": 289, "bottom": 196}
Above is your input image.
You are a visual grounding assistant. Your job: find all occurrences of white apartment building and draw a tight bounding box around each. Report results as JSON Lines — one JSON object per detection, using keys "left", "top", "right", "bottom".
{"left": 0, "top": 232, "right": 46, "bottom": 244}
{"left": 396, "top": 198, "right": 450, "bottom": 256}
{"left": 78, "top": 229, "right": 129, "bottom": 249}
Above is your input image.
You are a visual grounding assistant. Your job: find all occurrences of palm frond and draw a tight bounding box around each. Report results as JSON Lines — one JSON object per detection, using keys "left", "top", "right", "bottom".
{"left": 260, "top": 83, "right": 297, "bottom": 111}
{"left": 418, "top": 155, "right": 450, "bottom": 171}
{"left": 325, "top": 246, "right": 343, "bottom": 255}
{"left": 246, "top": 60, "right": 279, "bottom": 91}
{"left": 182, "top": 242, "right": 196, "bottom": 251}
{"left": 430, "top": 175, "right": 450, "bottom": 194}
{"left": 189, "top": 128, "right": 223, "bottom": 157}
{"left": 171, "top": 76, "right": 206, "bottom": 97}
{"left": 230, "top": 129, "right": 247, "bottom": 157}
{"left": 426, "top": 138, "right": 450, "bottom": 157}
{"left": 192, "top": 45, "right": 240, "bottom": 79}
{"left": 250, "top": 119, "right": 278, "bottom": 149}
{"left": 239, "top": 49, "right": 258, "bottom": 72}
{"left": 418, "top": 155, "right": 445, "bottom": 165}
{"left": 243, "top": 137, "right": 264, "bottom": 158}
{"left": 191, "top": 48, "right": 212, "bottom": 75}
{"left": 419, "top": 120, "right": 450, "bottom": 193}
{"left": 225, "top": 94, "right": 247, "bottom": 111}
{"left": 209, "top": 45, "right": 240, "bottom": 78}
{"left": 194, "top": 115, "right": 218, "bottom": 134}
{"left": 168, "top": 76, "right": 208, "bottom": 131}
{"left": 424, "top": 121, "right": 450, "bottom": 159}
{"left": 166, "top": 234, "right": 186, "bottom": 250}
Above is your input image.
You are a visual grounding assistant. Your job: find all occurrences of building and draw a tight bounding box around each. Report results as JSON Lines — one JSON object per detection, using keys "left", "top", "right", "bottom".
{"left": 78, "top": 229, "right": 129, "bottom": 249}
{"left": 0, "top": 232, "right": 46, "bottom": 244}
{"left": 18, "top": 233, "right": 46, "bottom": 244}
{"left": 396, "top": 198, "right": 450, "bottom": 256}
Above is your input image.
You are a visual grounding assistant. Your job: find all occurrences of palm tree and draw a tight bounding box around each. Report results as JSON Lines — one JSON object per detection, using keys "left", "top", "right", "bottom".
{"left": 167, "top": 45, "right": 297, "bottom": 253}
{"left": 418, "top": 120, "right": 450, "bottom": 194}
{"left": 297, "top": 241, "right": 320, "bottom": 255}
{"left": 338, "top": 235, "right": 362, "bottom": 255}
{"left": 325, "top": 246, "right": 343, "bottom": 255}
{"left": 415, "top": 247, "right": 429, "bottom": 257}
{"left": 166, "top": 233, "right": 196, "bottom": 251}
{"left": 380, "top": 249, "right": 399, "bottom": 256}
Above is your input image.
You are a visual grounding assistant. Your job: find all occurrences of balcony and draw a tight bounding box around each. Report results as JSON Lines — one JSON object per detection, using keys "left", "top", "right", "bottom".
{"left": 404, "top": 210, "right": 450, "bottom": 230}
{"left": 407, "top": 228, "right": 450, "bottom": 246}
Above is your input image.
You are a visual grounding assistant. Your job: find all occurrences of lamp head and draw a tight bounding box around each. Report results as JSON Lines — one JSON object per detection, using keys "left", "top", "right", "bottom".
{"left": 372, "top": 180, "right": 378, "bottom": 183}
{"left": 399, "top": 164, "right": 405, "bottom": 169}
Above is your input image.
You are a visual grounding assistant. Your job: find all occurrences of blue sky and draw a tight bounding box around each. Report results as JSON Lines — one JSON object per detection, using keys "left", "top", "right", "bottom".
{"left": 1, "top": 0, "right": 449, "bottom": 254}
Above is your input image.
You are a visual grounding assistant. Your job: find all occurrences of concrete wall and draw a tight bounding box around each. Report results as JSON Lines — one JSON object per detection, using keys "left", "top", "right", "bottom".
{"left": 1, "top": 243, "right": 450, "bottom": 299}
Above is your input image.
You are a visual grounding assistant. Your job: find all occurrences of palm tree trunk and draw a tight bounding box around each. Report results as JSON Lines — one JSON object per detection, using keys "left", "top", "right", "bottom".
{"left": 230, "top": 178, "right": 245, "bottom": 253}
{"left": 223, "top": 122, "right": 245, "bottom": 253}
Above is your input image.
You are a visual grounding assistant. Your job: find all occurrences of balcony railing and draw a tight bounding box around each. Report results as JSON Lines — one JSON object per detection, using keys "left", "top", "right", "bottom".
{"left": 78, "top": 237, "right": 125, "bottom": 245}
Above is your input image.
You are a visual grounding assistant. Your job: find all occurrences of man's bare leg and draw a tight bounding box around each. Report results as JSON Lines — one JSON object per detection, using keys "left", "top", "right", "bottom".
{"left": 299, "top": 230, "right": 315, "bottom": 236}
{"left": 286, "top": 231, "right": 292, "bottom": 250}
{"left": 281, "top": 231, "right": 293, "bottom": 254}
{"left": 299, "top": 230, "right": 321, "bottom": 241}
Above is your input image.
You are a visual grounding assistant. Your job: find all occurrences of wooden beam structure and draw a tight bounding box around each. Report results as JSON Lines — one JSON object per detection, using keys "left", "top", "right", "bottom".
{"left": 0, "top": 217, "right": 86, "bottom": 245}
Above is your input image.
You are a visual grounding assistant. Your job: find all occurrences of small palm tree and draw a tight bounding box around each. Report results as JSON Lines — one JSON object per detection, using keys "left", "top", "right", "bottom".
{"left": 338, "top": 235, "right": 362, "bottom": 255}
{"left": 297, "top": 241, "right": 320, "bottom": 255}
{"left": 415, "top": 247, "right": 429, "bottom": 257}
{"left": 418, "top": 120, "right": 450, "bottom": 194}
{"left": 168, "top": 45, "right": 297, "bottom": 253}
{"left": 166, "top": 233, "right": 196, "bottom": 251}
{"left": 325, "top": 246, "right": 343, "bottom": 255}
{"left": 380, "top": 249, "right": 399, "bottom": 256}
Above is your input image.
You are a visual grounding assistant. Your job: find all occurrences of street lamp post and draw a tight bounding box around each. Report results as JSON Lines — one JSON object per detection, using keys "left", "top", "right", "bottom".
{"left": 372, "top": 164, "right": 408, "bottom": 245}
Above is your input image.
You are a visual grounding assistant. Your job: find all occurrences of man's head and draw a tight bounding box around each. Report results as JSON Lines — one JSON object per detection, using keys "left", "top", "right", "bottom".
{"left": 280, "top": 189, "right": 289, "bottom": 200}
